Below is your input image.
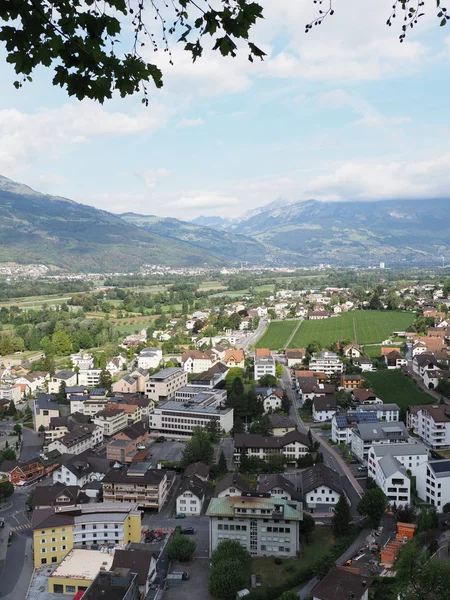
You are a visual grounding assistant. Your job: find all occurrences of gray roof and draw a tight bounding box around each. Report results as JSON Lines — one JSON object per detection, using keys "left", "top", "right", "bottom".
{"left": 234, "top": 430, "right": 309, "bottom": 450}
{"left": 58, "top": 451, "right": 113, "bottom": 478}
{"left": 214, "top": 473, "right": 251, "bottom": 496}
{"left": 268, "top": 413, "right": 296, "bottom": 429}
{"left": 149, "top": 367, "right": 183, "bottom": 380}
{"left": 353, "top": 422, "right": 408, "bottom": 441}
{"left": 35, "top": 394, "right": 59, "bottom": 412}
{"left": 313, "top": 396, "right": 337, "bottom": 411}
{"left": 370, "top": 442, "right": 428, "bottom": 458}
{"left": 378, "top": 455, "right": 406, "bottom": 479}
{"left": 177, "top": 474, "right": 206, "bottom": 499}
{"left": 428, "top": 459, "right": 450, "bottom": 477}
{"left": 54, "top": 370, "right": 76, "bottom": 380}
{"left": 102, "top": 465, "right": 167, "bottom": 485}
{"left": 313, "top": 567, "right": 373, "bottom": 600}
{"left": 258, "top": 474, "right": 301, "bottom": 500}
{"left": 302, "top": 464, "right": 342, "bottom": 495}
{"left": 358, "top": 403, "right": 400, "bottom": 412}
{"left": 183, "top": 462, "right": 210, "bottom": 480}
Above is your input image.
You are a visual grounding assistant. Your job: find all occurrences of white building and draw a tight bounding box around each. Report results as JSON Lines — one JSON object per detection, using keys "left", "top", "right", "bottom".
{"left": 53, "top": 452, "right": 112, "bottom": 487}
{"left": 254, "top": 387, "right": 284, "bottom": 414}
{"left": 215, "top": 473, "right": 251, "bottom": 498}
{"left": 357, "top": 403, "right": 400, "bottom": 422}
{"left": 258, "top": 474, "right": 301, "bottom": 502}
{"left": 309, "top": 351, "right": 343, "bottom": 376}
{"left": 367, "top": 442, "right": 428, "bottom": 484}
{"left": 105, "top": 355, "right": 127, "bottom": 376}
{"left": 71, "top": 353, "right": 94, "bottom": 370}
{"left": 145, "top": 367, "right": 188, "bottom": 403}
{"left": 371, "top": 453, "right": 410, "bottom": 507}
{"left": 331, "top": 411, "right": 378, "bottom": 445}
{"left": 416, "top": 459, "right": 450, "bottom": 511}
{"left": 206, "top": 496, "right": 302, "bottom": 557}
{"left": 176, "top": 475, "right": 205, "bottom": 516}
{"left": 408, "top": 404, "right": 450, "bottom": 450}
{"left": 353, "top": 358, "right": 375, "bottom": 372}
{"left": 351, "top": 422, "right": 409, "bottom": 462}
{"left": 302, "top": 464, "right": 343, "bottom": 512}
{"left": 93, "top": 408, "right": 127, "bottom": 436}
{"left": 77, "top": 370, "right": 102, "bottom": 388}
{"left": 137, "top": 348, "right": 163, "bottom": 371}
{"left": 254, "top": 356, "right": 276, "bottom": 380}
{"left": 234, "top": 431, "right": 309, "bottom": 465}
{"left": 312, "top": 396, "right": 338, "bottom": 422}
{"left": 47, "top": 424, "right": 103, "bottom": 456}
{"left": 48, "top": 370, "right": 77, "bottom": 394}
{"left": 0, "top": 385, "right": 21, "bottom": 405}
{"left": 182, "top": 350, "right": 217, "bottom": 373}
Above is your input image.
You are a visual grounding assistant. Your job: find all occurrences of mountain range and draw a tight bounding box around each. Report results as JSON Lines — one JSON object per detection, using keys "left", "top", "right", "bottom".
{"left": 0, "top": 174, "right": 449, "bottom": 271}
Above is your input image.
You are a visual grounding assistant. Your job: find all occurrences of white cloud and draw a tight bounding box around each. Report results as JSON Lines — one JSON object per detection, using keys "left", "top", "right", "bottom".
{"left": 169, "top": 194, "right": 241, "bottom": 210}
{"left": 176, "top": 118, "right": 205, "bottom": 128}
{"left": 0, "top": 101, "right": 170, "bottom": 173}
{"left": 303, "top": 153, "right": 450, "bottom": 200}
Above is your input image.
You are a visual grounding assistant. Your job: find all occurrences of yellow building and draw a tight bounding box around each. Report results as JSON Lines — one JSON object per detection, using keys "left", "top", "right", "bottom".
{"left": 48, "top": 549, "right": 114, "bottom": 594}
{"left": 32, "top": 503, "right": 141, "bottom": 568}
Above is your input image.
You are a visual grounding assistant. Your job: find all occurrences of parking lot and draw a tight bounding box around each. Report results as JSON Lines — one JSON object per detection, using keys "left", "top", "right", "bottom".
{"left": 165, "top": 559, "right": 213, "bottom": 600}
{"left": 148, "top": 440, "right": 186, "bottom": 467}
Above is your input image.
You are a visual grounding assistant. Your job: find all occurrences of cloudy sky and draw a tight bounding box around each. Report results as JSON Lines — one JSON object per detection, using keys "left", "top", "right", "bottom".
{"left": 1, "top": 0, "right": 449, "bottom": 219}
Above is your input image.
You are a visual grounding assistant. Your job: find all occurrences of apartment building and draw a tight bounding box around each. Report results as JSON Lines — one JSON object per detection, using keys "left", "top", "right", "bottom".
{"left": 254, "top": 355, "right": 276, "bottom": 380}
{"left": 47, "top": 424, "right": 103, "bottom": 456}
{"left": 77, "top": 369, "right": 102, "bottom": 388}
{"left": 367, "top": 442, "right": 428, "bottom": 484}
{"left": 173, "top": 386, "right": 226, "bottom": 403}
{"left": 112, "top": 368, "right": 149, "bottom": 395}
{"left": 312, "top": 396, "right": 338, "bottom": 422}
{"left": 137, "top": 347, "right": 163, "bottom": 370}
{"left": 233, "top": 431, "right": 309, "bottom": 465}
{"left": 207, "top": 495, "right": 302, "bottom": 557}
{"left": 357, "top": 403, "right": 400, "bottom": 423}
{"left": 417, "top": 459, "right": 450, "bottom": 511}
{"left": 285, "top": 348, "right": 306, "bottom": 367}
{"left": 182, "top": 349, "right": 217, "bottom": 373}
{"left": 372, "top": 453, "right": 410, "bottom": 507}
{"left": 53, "top": 451, "right": 112, "bottom": 487}
{"left": 175, "top": 475, "right": 206, "bottom": 516}
{"left": 93, "top": 408, "right": 127, "bottom": 436}
{"left": 331, "top": 411, "right": 378, "bottom": 445}
{"left": 149, "top": 397, "right": 234, "bottom": 437}
{"left": 48, "top": 370, "right": 77, "bottom": 394}
{"left": 71, "top": 353, "right": 94, "bottom": 370}
{"left": 145, "top": 367, "right": 188, "bottom": 403}
{"left": 101, "top": 462, "right": 169, "bottom": 510}
{"left": 408, "top": 404, "right": 450, "bottom": 449}
{"left": 309, "top": 351, "right": 343, "bottom": 376}
{"left": 0, "top": 385, "right": 21, "bottom": 405}
{"left": 351, "top": 422, "right": 409, "bottom": 462}
{"left": 32, "top": 503, "right": 141, "bottom": 567}
{"left": 34, "top": 394, "right": 60, "bottom": 430}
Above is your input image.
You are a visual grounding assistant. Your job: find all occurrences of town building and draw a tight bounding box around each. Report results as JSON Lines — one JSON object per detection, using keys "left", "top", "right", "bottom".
{"left": 206, "top": 495, "right": 302, "bottom": 557}
{"left": 254, "top": 387, "right": 284, "bottom": 414}
{"left": 353, "top": 358, "right": 375, "bottom": 372}
{"left": 53, "top": 451, "right": 112, "bottom": 487}
{"left": 368, "top": 451, "right": 410, "bottom": 507}
{"left": 82, "top": 567, "right": 139, "bottom": 600}
{"left": 71, "top": 353, "right": 94, "bottom": 370}
{"left": 189, "top": 362, "right": 229, "bottom": 388}
{"left": 137, "top": 347, "right": 163, "bottom": 370}
{"left": 215, "top": 473, "right": 251, "bottom": 498}
{"left": 331, "top": 411, "right": 378, "bottom": 445}
{"left": 342, "top": 343, "right": 361, "bottom": 359}
{"left": 367, "top": 442, "right": 428, "bottom": 494}
{"left": 285, "top": 348, "right": 306, "bottom": 367}
{"left": 77, "top": 369, "right": 102, "bottom": 388}
{"left": 182, "top": 349, "right": 217, "bottom": 373}
{"left": 0, "top": 458, "right": 45, "bottom": 486}
{"left": 48, "top": 370, "right": 78, "bottom": 394}
{"left": 33, "top": 482, "right": 86, "bottom": 509}
{"left": 175, "top": 474, "right": 206, "bottom": 515}
{"left": 351, "top": 422, "right": 409, "bottom": 462}
{"left": 32, "top": 503, "right": 141, "bottom": 567}
{"left": 233, "top": 431, "right": 309, "bottom": 465}
{"left": 93, "top": 408, "right": 128, "bottom": 437}
{"left": 312, "top": 567, "right": 373, "bottom": 600}
{"left": 384, "top": 350, "right": 407, "bottom": 370}
{"left": 47, "top": 424, "right": 103, "bottom": 456}
{"left": 339, "top": 374, "right": 362, "bottom": 390}
{"left": 408, "top": 404, "right": 450, "bottom": 450}
{"left": 34, "top": 394, "right": 60, "bottom": 430}
{"left": 312, "top": 396, "right": 338, "bottom": 422}
{"left": 112, "top": 369, "right": 149, "bottom": 395}
{"left": 105, "top": 355, "right": 127, "bottom": 376}
{"left": 111, "top": 550, "right": 156, "bottom": 597}
{"left": 357, "top": 403, "right": 400, "bottom": 422}
{"left": 309, "top": 351, "right": 343, "bottom": 376}
{"left": 224, "top": 348, "right": 245, "bottom": 369}
{"left": 254, "top": 355, "right": 276, "bottom": 380}
{"left": 353, "top": 388, "right": 380, "bottom": 404}
{"left": 47, "top": 549, "right": 115, "bottom": 595}
{"left": 102, "top": 462, "right": 169, "bottom": 510}
{"left": 258, "top": 474, "right": 301, "bottom": 502}
{"left": 416, "top": 459, "right": 450, "bottom": 511}
{"left": 0, "top": 385, "right": 21, "bottom": 405}
{"left": 268, "top": 413, "right": 297, "bottom": 436}
{"left": 301, "top": 464, "right": 343, "bottom": 512}
{"left": 145, "top": 367, "right": 188, "bottom": 403}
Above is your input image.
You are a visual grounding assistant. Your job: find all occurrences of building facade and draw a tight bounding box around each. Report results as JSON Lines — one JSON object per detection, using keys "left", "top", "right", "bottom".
{"left": 145, "top": 367, "right": 188, "bottom": 403}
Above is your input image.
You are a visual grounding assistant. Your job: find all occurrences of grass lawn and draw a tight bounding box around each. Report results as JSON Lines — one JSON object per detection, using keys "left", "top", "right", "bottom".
{"left": 250, "top": 528, "right": 334, "bottom": 591}
{"left": 256, "top": 320, "right": 300, "bottom": 350}
{"left": 290, "top": 310, "right": 414, "bottom": 348}
{"left": 363, "top": 370, "right": 434, "bottom": 409}
{"left": 362, "top": 344, "right": 403, "bottom": 358}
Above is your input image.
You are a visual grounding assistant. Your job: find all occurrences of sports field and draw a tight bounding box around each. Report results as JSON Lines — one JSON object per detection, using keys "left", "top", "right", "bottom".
{"left": 290, "top": 310, "right": 414, "bottom": 347}
{"left": 363, "top": 370, "right": 434, "bottom": 409}
{"left": 256, "top": 320, "right": 300, "bottom": 350}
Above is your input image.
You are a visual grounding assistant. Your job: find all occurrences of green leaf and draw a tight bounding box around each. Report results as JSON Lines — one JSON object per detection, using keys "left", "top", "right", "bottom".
{"left": 441, "top": 17, "right": 447, "bottom": 25}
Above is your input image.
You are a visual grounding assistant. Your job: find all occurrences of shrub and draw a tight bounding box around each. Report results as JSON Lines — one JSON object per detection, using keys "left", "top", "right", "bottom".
{"left": 274, "top": 557, "right": 282, "bottom": 565}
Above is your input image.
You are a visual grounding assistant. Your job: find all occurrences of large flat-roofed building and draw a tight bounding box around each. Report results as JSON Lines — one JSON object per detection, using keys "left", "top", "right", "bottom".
{"left": 207, "top": 495, "right": 302, "bottom": 557}
{"left": 351, "top": 422, "right": 409, "bottom": 462}
{"left": 83, "top": 567, "right": 139, "bottom": 600}
{"left": 309, "top": 351, "right": 343, "bottom": 376}
{"left": 173, "top": 387, "right": 227, "bottom": 404}
{"left": 149, "top": 394, "right": 234, "bottom": 437}
{"left": 145, "top": 367, "right": 188, "bottom": 403}
{"left": 254, "top": 355, "right": 276, "bottom": 380}
{"left": 93, "top": 408, "right": 128, "bottom": 436}
{"left": 48, "top": 549, "right": 114, "bottom": 595}
{"left": 102, "top": 463, "right": 169, "bottom": 510}
{"left": 417, "top": 459, "right": 450, "bottom": 511}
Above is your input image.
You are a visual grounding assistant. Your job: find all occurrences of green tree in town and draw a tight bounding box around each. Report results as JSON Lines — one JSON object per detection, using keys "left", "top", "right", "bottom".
{"left": 7, "top": 400, "right": 16, "bottom": 416}
{"left": 99, "top": 369, "right": 113, "bottom": 391}
{"left": 211, "top": 539, "right": 249, "bottom": 566}
{"left": 333, "top": 495, "right": 351, "bottom": 536}
{"left": 395, "top": 540, "right": 450, "bottom": 600}
{"left": 209, "top": 559, "right": 247, "bottom": 600}
{"left": 38, "top": 424, "right": 46, "bottom": 434}
{"left": 357, "top": 487, "right": 388, "bottom": 528}
{"left": 51, "top": 330, "right": 72, "bottom": 355}
{"left": 299, "top": 513, "right": 315, "bottom": 545}
{"left": 167, "top": 533, "right": 196, "bottom": 562}
{"left": 13, "top": 424, "right": 22, "bottom": 436}
{"left": 249, "top": 415, "right": 272, "bottom": 436}
{"left": 417, "top": 506, "right": 439, "bottom": 534}
{"left": 275, "top": 362, "right": 283, "bottom": 377}
{"left": 217, "top": 450, "right": 228, "bottom": 476}
{"left": 258, "top": 374, "right": 278, "bottom": 387}
{"left": 0, "top": 480, "right": 14, "bottom": 501}
{"left": 1, "top": 448, "right": 16, "bottom": 461}
{"left": 182, "top": 427, "right": 214, "bottom": 465}
{"left": 265, "top": 453, "right": 286, "bottom": 473}
{"left": 280, "top": 592, "right": 299, "bottom": 600}
{"left": 55, "top": 381, "right": 68, "bottom": 404}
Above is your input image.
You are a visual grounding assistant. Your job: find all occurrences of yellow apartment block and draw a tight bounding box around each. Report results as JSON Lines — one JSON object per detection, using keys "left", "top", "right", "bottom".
{"left": 48, "top": 549, "right": 114, "bottom": 594}
{"left": 32, "top": 503, "right": 141, "bottom": 568}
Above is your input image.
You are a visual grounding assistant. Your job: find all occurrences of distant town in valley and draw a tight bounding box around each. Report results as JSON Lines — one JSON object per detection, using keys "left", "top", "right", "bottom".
{"left": 0, "top": 261, "right": 449, "bottom": 600}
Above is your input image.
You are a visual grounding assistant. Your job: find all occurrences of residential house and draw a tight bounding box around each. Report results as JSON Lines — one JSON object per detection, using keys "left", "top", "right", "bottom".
{"left": 254, "top": 355, "right": 276, "bottom": 380}
{"left": 93, "top": 408, "right": 127, "bottom": 436}
{"left": 302, "top": 464, "right": 343, "bottom": 512}
{"left": 384, "top": 350, "right": 407, "bottom": 370}
{"left": 224, "top": 348, "right": 245, "bottom": 369}
{"left": 269, "top": 413, "right": 297, "bottom": 436}
{"left": 0, "top": 458, "right": 45, "bottom": 485}
{"left": 340, "top": 374, "right": 362, "bottom": 389}
{"left": 353, "top": 388, "right": 380, "bottom": 404}
{"left": 190, "top": 362, "right": 229, "bottom": 388}
{"left": 182, "top": 349, "right": 217, "bottom": 373}
{"left": 372, "top": 452, "right": 411, "bottom": 507}
{"left": 105, "top": 355, "right": 127, "bottom": 376}
{"left": 351, "top": 422, "right": 409, "bottom": 462}
{"left": 137, "top": 347, "right": 163, "bottom": 370}
{"left": 416, "top": 459, "right": 450, "bottom": 511}
{"left": 312, "top": 396, "right": 338, "bottom": 422}
{"left": 77, "top": 369, "right": 102, "bottom": 388}
{"left": 53, "top": 451, "right": 113, "bottom": 487}
{"left": 111, "top": 549, "right": 156, "bottom": 598}
{"left": 48, "top": 370, "right": 77, "bottom": 394}
{"left": 106, "top": 400, "right": 142, "bottom": 424}
{"left": 206, "top": 496, "right": 302, "bottom": 557}
{"left": 255, "top": 348, "right": 271, "bottom": 357}
{"left": 309, "top": 351, "right": 344, "bottom": 376}
{"left": 342, "top": 343, "right": 361, "bottom": 359}
{"left": 113, "top": 368, "right": 149, "bottom": 395}
{"left": 408, "top": 404, "right": 450, "bottom": 450}
{"left": 145, "top": 367, "right": 188, "bottom": 403}
{"left": 120, "top": 329, "right": 147, "bottom": 350}
{"left": 353, "top": 358, "right": 375, "bottom": 372}
{"left": 48, "top": 424, "right": 104, "bottom": 456}
{"left": 413, "top": 354, "right": 441, "bottom": 389}
{"left": 34, "top": 394, "right": 60, "bottom": 430}
{"left": 357, "top": 403, "right": 400, "bottom": 422}
{"left": 32, "top": 482, "right": 86, "bottom": 509}
{"left": 312, "top": 567, "right": 373, "bottom": 600}
{"left": 106, "top": 439, "right": 141, "bottom": 464}
{"left": 215, "top": 473, "right": 251, "bottom": 498}
{"left": 233, "top": 431, "right": 309, "bottom": 465}
{"left": 367, "top": 442, "right": 428, "bottom": 489}
{"left": 71, "top": 353, "right": 94, "bottom": 370}
{"left": 254, "top": 387, "right": 284, "bottom": 414}
{"left": 176, "top": 474, "right": 206, "bottom": 515}
{"left": 331, "top": 411, "right": 378, "bottom": 445}
{"left": 0, "top": 385, "right": 21, "bottom": 405}
{"left": 258, "top": 474, "right": 301, "bottom": 501}
{"left": 285, "top": 348, "right": 306, "bottom": 367}
{"left": 112, "top": 421, "right": 150, "bottom": 446}
{"left": 102, "top": 462, "right": 169, "bottom": 510}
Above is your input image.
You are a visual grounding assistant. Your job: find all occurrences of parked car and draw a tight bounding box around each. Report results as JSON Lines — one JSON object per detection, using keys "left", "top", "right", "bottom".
{"left": 175, "top": 513, "right": 186, "bottom": 519}
{"left": 182, "top": 527, "right": 195, "bottom": 535}
{"left": 357, "top": 466, "right": 367, "bottom": 472}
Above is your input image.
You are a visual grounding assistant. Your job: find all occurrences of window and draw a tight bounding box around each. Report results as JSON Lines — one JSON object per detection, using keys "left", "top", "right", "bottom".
{"left": 261, "top": 545, "right": 266, "bottom": 551}
{"left": 41, "top": 549, "right": 46, "bottom": 554}
{"left": 51, "top": 538, "right": 56, "bottom": 543}
{"left": 51, "top": 547, "right": 56, "bottom": 552}
{"left": 41, "top": 539, "right": 45, "bottom": 544}
{"left": 66, "top": 586, "right": 76, "bottom": 593}
{"left": 41, "top": 558, "right": 47, "bottom": 565}
{"left": 62, "top": 545, "right": 67, "bottom": 550}
{"left": 61, "top": 536, "right": 66, "bottom": 541}
{"left": 52, "top": 556, "right": 58, "bottom": 563}
{"left": 53, "top": 584, "right": 63, "bottom": 593}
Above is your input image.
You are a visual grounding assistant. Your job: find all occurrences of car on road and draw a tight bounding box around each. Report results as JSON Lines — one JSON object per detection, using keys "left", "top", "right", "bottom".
{"left": 182, "top": 527, "right": 195, "bottom": 535}
{"left": 175, "top": 513, "right": 186, "bottom": 519}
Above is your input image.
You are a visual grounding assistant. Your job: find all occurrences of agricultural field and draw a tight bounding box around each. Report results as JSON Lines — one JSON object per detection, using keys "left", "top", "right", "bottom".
{"left": 363, "top": 370, "right": 434, "bottom": 409}
{"left": 256, "top": 320, "right": 300, "bottom": 350}
{"left": 290, "top": 310, "right": 414, "bottom": 348}
{"left": 362, "top": 344, "right": 403, "bottom": 358}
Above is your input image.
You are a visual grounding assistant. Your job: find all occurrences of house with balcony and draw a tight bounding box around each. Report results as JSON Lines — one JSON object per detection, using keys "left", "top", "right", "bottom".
{"left": 367, "top": 442, "right": 428, "bottom": 486}
{"left": 312, "top": 396, "right": 338, "bottom": 422}
{"left": 254, "top": 355, "right": 276, "bottom": 380}
{"left": 101, "top": 462, "right": 169, "bottom": 510}
{"left": 47, "top": 424, "right": 103, "bottom": 456}
{"left": 407, "top": 404, "right": 450, "bottom": 450}
{"left": 214, "top": 473, "right": 251, "bottom": 498}
{"left": 93, "top": 408, "right": 127, "bottom": 437}
{"left": 145, "top": 367, "right": 188, "bottom": 403}
{"left": 416, "top": 459, "right": 450, "bottom": 512}
{"left": 351, "top": 422, "right": 409, "bottom": 462}
{"left": 309, "top": 351, "right": 343, "bottom": 376}
{"left": 48, "top": 370, "right": 77, "bottom": 394}
{"left": 384, "top": 350, "right": 407, "bottom": 370}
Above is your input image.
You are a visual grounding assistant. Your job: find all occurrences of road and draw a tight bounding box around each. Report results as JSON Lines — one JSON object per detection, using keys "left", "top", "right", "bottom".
{"left": 237, "top": 318, "right": 268, "bottom": 351}
{"left": 282, "top": 366, "right": 363, "bottom": 510}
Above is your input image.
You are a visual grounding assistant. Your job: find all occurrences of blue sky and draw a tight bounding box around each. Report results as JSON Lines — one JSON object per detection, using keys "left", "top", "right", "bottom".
{"left": 0, "top": 0, "right": 449, "bottom": 219}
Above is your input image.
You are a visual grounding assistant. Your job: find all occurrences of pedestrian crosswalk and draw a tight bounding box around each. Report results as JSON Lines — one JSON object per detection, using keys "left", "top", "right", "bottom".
{"left": 12, "top": 523, "right": 31, "bottom": 532}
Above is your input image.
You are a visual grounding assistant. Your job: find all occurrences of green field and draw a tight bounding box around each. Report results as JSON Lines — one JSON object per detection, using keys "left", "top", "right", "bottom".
{"left": 362, "top": 344, "right": 403, "bottom": 358}
{"left": 290, "top": 310, "right": 414, "bottom": 347}
{"left": 256, "top": 320, "right": 300, "bottom": 350}
{"left": 363, "top": 370, "right": 434, "bottom": 409}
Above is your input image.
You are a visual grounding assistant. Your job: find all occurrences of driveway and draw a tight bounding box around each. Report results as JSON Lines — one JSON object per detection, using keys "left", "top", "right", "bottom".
{"left": 165, "top": 558, "right": 213, "bottom": 600}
